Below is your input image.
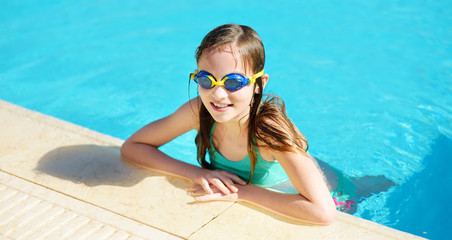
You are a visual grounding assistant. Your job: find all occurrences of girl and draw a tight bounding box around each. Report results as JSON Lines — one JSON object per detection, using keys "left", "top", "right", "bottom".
{"left": 121, "top": 24, "right": 338, "bottom": 225}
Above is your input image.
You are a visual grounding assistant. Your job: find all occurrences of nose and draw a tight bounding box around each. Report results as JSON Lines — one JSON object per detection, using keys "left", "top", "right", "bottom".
{"left": 211, "top": 85, "right": 229, "bottom": 99}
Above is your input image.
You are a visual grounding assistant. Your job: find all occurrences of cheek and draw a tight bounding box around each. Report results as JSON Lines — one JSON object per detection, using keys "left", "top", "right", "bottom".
{"left": 198, "top": 87, "right": 208, "bottom": 102}
{"left": 198, "top": 85, "right": 210, "bottom": 95}
{"left": 198, "top": 86, "right": 205, "bottom": 95}
{"left": 230, "top": 87, "right": 255, "bottom": 104}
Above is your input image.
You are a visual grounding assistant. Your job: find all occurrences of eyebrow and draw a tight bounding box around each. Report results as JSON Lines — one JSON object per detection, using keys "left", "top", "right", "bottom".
{"left": 219, "top": 49, "right": 233, "bottom": 54}
{"left": 198, "top": 70, "right": 247, "bottom": 79}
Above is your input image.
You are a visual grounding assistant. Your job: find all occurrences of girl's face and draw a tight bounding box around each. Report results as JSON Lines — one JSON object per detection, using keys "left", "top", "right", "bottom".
{"left": 197, "top": 47, "right": 256, "bottom": 125}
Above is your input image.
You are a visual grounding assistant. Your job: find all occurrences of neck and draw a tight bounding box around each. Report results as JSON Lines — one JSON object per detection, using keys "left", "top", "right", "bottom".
{"left": 217, "top": 116, "right": 249, "bottom": 141}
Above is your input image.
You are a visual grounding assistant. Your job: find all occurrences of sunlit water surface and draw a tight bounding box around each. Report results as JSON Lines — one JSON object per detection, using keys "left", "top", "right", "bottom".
{"left": 1, "top": 1, "right": 451, "bottom": 239}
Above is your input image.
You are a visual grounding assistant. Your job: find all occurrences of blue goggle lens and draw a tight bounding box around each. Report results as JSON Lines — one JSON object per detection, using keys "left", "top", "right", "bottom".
{"left": 193, "top": 72, "right": 249, "bottom": 91}
{"left": 196, "top": 76, "right": 214, "bottom": 89}
{"left": 224, "top": 76, "right": 246, "bottom": 90}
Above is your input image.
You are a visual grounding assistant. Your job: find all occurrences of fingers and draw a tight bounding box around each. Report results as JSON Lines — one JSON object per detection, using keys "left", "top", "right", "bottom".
{"left": 210, "top": 178, "right": 231, "bottom": 194}
{"left": 187, "top": 170, "right": 247, "bottom": 203}
{"left": 221, "top": 171, "right": 247, "bottom": 185}
{"left": 195, "top": 193, "right": 223, "bottom": 202}
{"left": 191, "top": 170, "right": 246, "bottom": 196}
{"left": 186, "top": 185, "right": 238, "bottom": 202}
{"left": 210, "top": 171, "right": 246, "bottom": 194}
{"left": 185, "top": 185, "right": 205, "bottom": 195}
{"left": 221, "top": 178, "right": 238, "bottom": 193}
{"left": 205, "top": 172, "right": 240, "bottom": 194}
{"left": 186, "top": 185, "right": 220, "bottom": 197}
{"left": 198, "top": 178, "right": 213, "bottom": 195}
{"left": 195, "top": 175, "right": 230, "bottom": 195}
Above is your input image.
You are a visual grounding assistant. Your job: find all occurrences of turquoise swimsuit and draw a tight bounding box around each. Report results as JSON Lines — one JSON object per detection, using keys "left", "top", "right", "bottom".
{"left": 207, "top": 122, "right": 356, "bottom": 211}
{"left": 207, "top": 123, "right": 289, "bottom": 188}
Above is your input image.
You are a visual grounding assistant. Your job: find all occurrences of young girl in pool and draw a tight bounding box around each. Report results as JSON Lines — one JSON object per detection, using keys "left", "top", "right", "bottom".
{"left": 121, "top": 24, "right": 339, "bottom": 225}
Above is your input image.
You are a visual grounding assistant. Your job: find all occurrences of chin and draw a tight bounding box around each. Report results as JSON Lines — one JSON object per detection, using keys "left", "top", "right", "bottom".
{"left": 210, "top": 114, "right": 232, "bottom": 123}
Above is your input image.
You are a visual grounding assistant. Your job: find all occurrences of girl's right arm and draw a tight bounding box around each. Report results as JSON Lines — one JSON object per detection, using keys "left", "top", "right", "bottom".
{"left": 120, "top": 97, "right": 245, "bottom": 194}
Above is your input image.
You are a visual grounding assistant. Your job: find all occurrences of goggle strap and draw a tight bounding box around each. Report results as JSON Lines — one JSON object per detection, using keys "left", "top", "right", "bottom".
{"left": 190, "top": 70, "right": 198, "bottom": 80}
{"left": 249, "top": 69, "right": 265, "bottom": 83}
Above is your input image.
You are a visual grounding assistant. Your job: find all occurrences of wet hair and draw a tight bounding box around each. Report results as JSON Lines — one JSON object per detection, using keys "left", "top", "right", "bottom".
{"left": 194, "top": 24, "right": 308, "bottom": 183}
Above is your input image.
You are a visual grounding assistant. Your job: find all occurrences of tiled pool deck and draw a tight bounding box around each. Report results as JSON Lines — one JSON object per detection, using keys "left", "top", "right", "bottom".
{"left": 0, "top": 100, "right": 425, "bottom": 240}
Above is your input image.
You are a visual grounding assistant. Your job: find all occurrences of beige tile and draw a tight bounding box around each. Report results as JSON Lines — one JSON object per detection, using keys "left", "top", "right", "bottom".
{"left": 0, "top": 196, "right": 41, "bottom": 225}
{"left": 0, "top": 108, "right": 54, "bottom": 156}
{"left": 0, "top": 171, "right": 181, "bottom": 240}
{"left": 44, "top": 215, "right": 91, "bottom": 240}
{"left": 0, "top": 100, "right": 122, "bottom": 150}
{"left": 0, "top": 201, "right": 54, "bottom": 236}
{"left": 188, "top": 202, "right": 425, "bottom": 240}
{"left": 84, "top": 226, "right": 116, "bottom": 240}
{"left": 68, "top": 221, "right": 103, "bottom": 240}
{"left": 0, "top": 103, "right": 234, "bottom": 238}
{"left": 0, "top": 138, "right": 233, "bottom": 237}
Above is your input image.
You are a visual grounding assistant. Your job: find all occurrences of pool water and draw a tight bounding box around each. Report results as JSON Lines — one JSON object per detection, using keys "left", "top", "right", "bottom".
{"left": 1, "top": 1, "right": 451, "bottom": 239}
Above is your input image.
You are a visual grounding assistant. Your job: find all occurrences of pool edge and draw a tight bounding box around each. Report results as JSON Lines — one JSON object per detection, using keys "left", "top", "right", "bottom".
{"left": 0, "top": 99, "right": 426, "bottom": 240}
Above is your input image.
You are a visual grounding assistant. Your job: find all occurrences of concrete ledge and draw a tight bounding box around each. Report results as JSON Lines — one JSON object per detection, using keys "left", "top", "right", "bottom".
{"left": 0, "top": 100, "right": 425, "bottom": 240}
{"left": 0, "top": 171, "right": 181, "bottom": 240}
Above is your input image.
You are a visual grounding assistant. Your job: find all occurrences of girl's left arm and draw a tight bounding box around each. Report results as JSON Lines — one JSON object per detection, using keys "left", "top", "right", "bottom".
{"left": 245, "top": 150, "right": 337, "bottom": 224}
{"left": 189, "top": 151, "right": 337, "bottom": 225}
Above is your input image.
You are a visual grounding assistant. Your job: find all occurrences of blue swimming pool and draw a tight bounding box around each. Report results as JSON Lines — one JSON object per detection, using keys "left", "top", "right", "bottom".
{"left": 1, "top": 1, "right": 451, "bottom": 239}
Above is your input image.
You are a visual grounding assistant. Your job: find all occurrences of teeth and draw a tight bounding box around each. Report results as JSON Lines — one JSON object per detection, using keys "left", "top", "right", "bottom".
{"left": 213, "top": 103, "right": 228, "bottom": 108}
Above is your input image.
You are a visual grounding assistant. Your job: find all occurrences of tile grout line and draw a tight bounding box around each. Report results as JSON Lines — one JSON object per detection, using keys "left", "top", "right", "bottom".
{"left": 0, "top": 169, "right": 185, "bottom": 240}
{"left": 186, "top": 202, "right": 238, "bottom": 239}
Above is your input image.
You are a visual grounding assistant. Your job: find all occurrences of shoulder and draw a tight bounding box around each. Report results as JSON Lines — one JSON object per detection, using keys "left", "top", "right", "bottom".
{"left": 123, "top": 97, "right": 201, "bottom": 148}
{"left": 255, "top": 94, "right": 309, "bottom": 152}
{"left": 256, "top": 94, "right": 291, "bottom": 132}
{"left": 259, "top": 94, "right": 287, "bottom": 114}
{"left": 168, "top": 97, "right": 201, "bottom": 131}
{"left": 176, "top": 97, "right": 201, "bottom": 115}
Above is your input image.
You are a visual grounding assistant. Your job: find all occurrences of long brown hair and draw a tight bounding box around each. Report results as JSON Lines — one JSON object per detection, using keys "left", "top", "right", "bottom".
{"left": 194, "top": 24, "right": 308, "bottom": 182}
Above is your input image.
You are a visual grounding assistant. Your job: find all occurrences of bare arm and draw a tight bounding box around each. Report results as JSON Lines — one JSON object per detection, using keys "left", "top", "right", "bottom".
{"left": 189, "top": 151, "right": 337, "bottom": 225}
{"left": 242, "top": 151, "right": 336, "bottom": 225}
{"left": 121, "top": 98, "right": 245, "bottom": 194}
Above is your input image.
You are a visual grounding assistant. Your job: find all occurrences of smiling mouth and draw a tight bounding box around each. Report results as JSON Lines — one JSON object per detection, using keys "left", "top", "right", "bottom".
{"left": 211, "top": 102, "right": 232, "bottom": 109}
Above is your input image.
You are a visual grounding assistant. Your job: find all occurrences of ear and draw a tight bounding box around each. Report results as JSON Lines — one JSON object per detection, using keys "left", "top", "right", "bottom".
{"left": 255, "top": 73, "right": 269, "bottom": 94}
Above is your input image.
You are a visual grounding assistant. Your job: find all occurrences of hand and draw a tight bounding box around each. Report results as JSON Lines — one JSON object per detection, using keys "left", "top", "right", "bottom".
{"left": 189, "top": 169, "right": 246, "bottom": 195}
{"left": 186, "top": 184, "right": 241, "bottom": 202}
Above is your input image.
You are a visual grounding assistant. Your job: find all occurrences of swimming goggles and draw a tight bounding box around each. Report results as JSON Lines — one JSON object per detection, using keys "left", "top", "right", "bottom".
{"left": 190, "top": 69, "right": 264, "bottom": 91}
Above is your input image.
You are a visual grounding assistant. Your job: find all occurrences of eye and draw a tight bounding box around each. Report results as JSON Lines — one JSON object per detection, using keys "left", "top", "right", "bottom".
{"left": 224, "top": 78, "right": 243, "bottom": 90}
{"left": 197, "top": 76, "right": 213, "bottom": 88}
